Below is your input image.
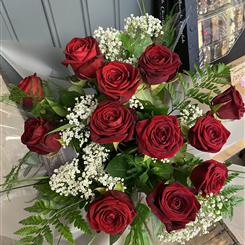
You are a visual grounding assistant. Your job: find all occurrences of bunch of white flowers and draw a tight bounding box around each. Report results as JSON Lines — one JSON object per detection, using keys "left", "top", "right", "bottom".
{"left": 129, "top": 95, "right": 144, "bottom": 109}
{"left": 180, "top": 104, "right": 203, "bottom": 127}
{"left": 158, "top": 193, "right": 224, "bottom": 244}
{"left": 62, "top": 95, "right": 97, "bottom": 147}
{"left": 124, "top": 13, "right": 163, "bottom": 39}
{"left": 49, "top": 143, "right": 125, "bottom": 200}
{"left": 94, "top": 27, "right": 124, "bottom": 61}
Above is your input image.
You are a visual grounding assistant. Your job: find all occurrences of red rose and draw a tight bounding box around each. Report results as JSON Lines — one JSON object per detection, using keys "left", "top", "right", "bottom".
{"left": 21, "top": 118, "right": 61, "bottom": 155}
{"left": 89, "top": 101, "right": 137, "bottom": 144}
{"left": 211, "top": 86, "right": 245, "bottom": 120}
{"left": 147, "top": 182, "right": 200, "bottom": 232}
{"left": 191, "top": 160, "right": 228, "bottom": 195}
{"left": 188, "top": 112, "right": 230, "bottom": 153}
{"left": 96, "top": 61, "right": 141, "bottom": 103}
{"left": 87, "top": 191, "right": 136, "bottom": 235}
{"left": 18, "top": 73, "right": 43, "bottom": 107}
{"left": 138, "top": 44, "right": 181, "bottom": 84}
{"left": 136, "top": 115, "right": 184, "bottom": 159}
{"left": 62, "top": 37, "right": 104, "bottom": 79}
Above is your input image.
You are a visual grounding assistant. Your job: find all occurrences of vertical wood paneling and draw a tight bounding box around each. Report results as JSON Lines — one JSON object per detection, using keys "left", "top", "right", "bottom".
{"left": 0, "top": 0, "right": 18, "bottom": 41}
{"left": 0, "top": 13, "right": 13, "bottom": 40}
{"left": 87, "top": 0, "right": 115, "bottom": 32}
{"left": 48, "top": 0, "right": 86, "bottom": 47}
{"left": 41, "top": 0, "right": 61, "bottom": 48}
{"left": 0, "top": 0, "right": 153, "bottom": 46}
{"left": 119, "top": 0, "right": 141, "bottom": 29}
{"left": 2, "top": 0, "right": 53, "bottom": 46}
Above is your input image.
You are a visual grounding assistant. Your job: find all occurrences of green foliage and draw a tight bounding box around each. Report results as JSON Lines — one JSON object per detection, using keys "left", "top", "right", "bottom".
{"left": 8, "top": 86, "right": 27, "bottom": 103}
{"left": 160, "top": 12, "right": 177, "bottom": 48}
{"left": 118, "top": 33, "right": 152, "bottom": 58}
{"left": 124, "top": 203, "right": 151, "bottom": 245}
{"left": 220, "top": 183, "right": 244, "bottom": 219}
{"left": 165, "top": 64, "right": 230, "bottom": 113}
{"left": 221, "top": 185, "right": 244, "bottom": 196}
{"left": 0, "top": 151, "right": 43, "bottom": 194}
{"left": 15, "top": 183, "right": 91, "bottom": 245}
{"left": 46, "top": 98, "right": 67, "bottom": 117}
{"left": 225, "top": 172, "right": 240, "bottom": 185}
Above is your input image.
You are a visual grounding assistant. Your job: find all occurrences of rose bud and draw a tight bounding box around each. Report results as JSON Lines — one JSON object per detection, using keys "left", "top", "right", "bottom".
{"left": 21, "top": 118, "right": 61, "bottom": 155}
{"left": 136, "top": 115, "right": 184, "bottom": 159}
{"left": 146, "top": 182, "right": 200, "bottom": 232}
{"left": 87, "top": 191, "right": 136, "bottom": 235}
{"left": 89, "top": 101, "right": 137, "bottom": 144}
{"left": 191, "top": 160, "right": 228, "bottom": 196}
{"left": 62, "top": 37, "right": 104, "bottom": 79}
{"left": 188, "top": 112, "right": 230, "bottom": 153}
{"left": 138, "top": 44, "right": 181, "bottom": 84}
{"left": 18, "top": 73, "right": 43, "bottom": 108}
{"left": 97, "top": 61, "right": 141, "bottom": 103}
{"left": 211, "top": 86, "right": 245, "bottom": 120}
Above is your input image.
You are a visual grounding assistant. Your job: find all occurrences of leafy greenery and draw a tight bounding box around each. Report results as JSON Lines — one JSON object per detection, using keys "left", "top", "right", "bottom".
{"left": 119, "top": 33, "right": 152, "bottom": 58}
{"left": 8, "top": 85, "right": 27, "bottom": 103}
{"left": 15, "top": 183, "right": 91, "bottom": 245}
{"left": 124, "top": 203, "right": 151, "bottom": 245}
{"left": 162, "top": 64, "right": 230, "bottom": 113}
{"left": 220, "top": 183, "right": 244, "bottom": 219}
{"left": 0, "top": 151, "right": 44, "bottom": 194}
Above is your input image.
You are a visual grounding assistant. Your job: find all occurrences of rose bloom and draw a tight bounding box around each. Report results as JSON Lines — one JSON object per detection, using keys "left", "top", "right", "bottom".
{"left": 18, "top": 73, "right": 43, "bottom": 108}
{"left": 21, "top": 118, "right": 61, "bottom": 155}
{"left": 211, "top": 86, "right": 245, "bottom": 120}
{"left": 87, "top": 191, "right": 136, "bottom": 235}
{"left": 62, "top": 37, "right": 104, "bottom": 79}
{"left": 147, "top": 182, "right": 200, "bottom": 232}
{"left": 191, "top": 160, "right": 228, "bottom": 195}
{"left": 89, "top": 101, "right": 137, "bottom": 144}
{"left": 136, "top": 115, "right": 184, "bottom": 159}
{"left": 188, "top": 112, "right": 230, "bottom": 153}
{"left": 138, "top": 44, "right": 181, "bottom": 84}
{"left": 97, "top": 61, "right": 141, "bottom": 103}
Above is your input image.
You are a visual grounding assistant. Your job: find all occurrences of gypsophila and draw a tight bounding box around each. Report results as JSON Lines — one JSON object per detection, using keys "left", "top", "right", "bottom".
{"left": 61, "top": 95, "right": 97, "bottom": 147}
{"left": 94, "top": 27, "right": 125, "bottom": 61}
{"left": 124, "top": 13, "right": 163, "bottom": 39}
{"left": 151, "top": 157, "right": 171, "bottom": 164}
{"left": 180, "top": 104, "right": 203, "bottom": 127}
{"left": 129, "top": 95, "right": 144, "bottom": 109}
{"left": 158, "top": 193, "right": 225, "bottom": 244}
{"left": 49, "top": 143, "right": 125, "bottom": 200}
{"left": 66, "top": 95, "right": 97, "bottom": 126}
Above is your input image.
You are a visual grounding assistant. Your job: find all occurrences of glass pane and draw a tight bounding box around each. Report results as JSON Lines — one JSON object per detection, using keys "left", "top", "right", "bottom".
{"left": 197, "top": 0, "right": 245, "bottom": 63}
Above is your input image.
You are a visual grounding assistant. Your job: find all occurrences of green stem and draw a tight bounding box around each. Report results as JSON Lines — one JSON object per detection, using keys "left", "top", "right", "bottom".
{"left": 143, "top": 220, "right": 154, "bottom": 244}
{"left": 14, "top": 176, "right": 49, "bottom": 183}
{"left": 56, "top": 234, "right": 62, "bottom": 245}
{"left": 141, "top": 0, "right": 146, "bottom": 14}
{"left": 88, "top": 234, "right": 96, "bottom": 245}
{"left": 0, "top": 182, "right": 47, "bottom": 194}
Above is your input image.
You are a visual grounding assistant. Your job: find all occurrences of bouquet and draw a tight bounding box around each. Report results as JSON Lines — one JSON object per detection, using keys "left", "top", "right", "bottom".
{"left": 1, "top": 10, "right": 245, "bottom": 245}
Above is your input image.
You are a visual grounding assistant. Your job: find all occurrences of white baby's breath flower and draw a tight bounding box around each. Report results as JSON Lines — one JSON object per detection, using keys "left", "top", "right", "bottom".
{"left": 49, "top": 143, "right": 125, "bottom": 200}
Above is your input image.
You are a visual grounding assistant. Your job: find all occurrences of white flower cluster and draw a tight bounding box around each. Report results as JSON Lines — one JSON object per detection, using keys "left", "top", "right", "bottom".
{"left": 66, "top": 95, "right": 97, "bottom": 126}
{"left": 151, "top": 157, "right": 171, "bottom": 164}
{"left": 129, "top": 95, "right": 144, "bottom": 109}
{"left": 49, "top": 143, "right": 125, "bottom": 200}
{"left": 158, "top": 193, "right": 225, "bottom": 244}
{"left": 61, "top": 95, "right": 97, "bottom": 147}
{"left": 180, "top": 104, "right": 203, "bottom": 127}
{"left": 94, "top": 14, "right": 163, "bottom": 63}
{"left": 94, "top": 27, "right": 124, "bottom": 61}
{"left": 124, "top": 13, "right": 163, "bottom": 39}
